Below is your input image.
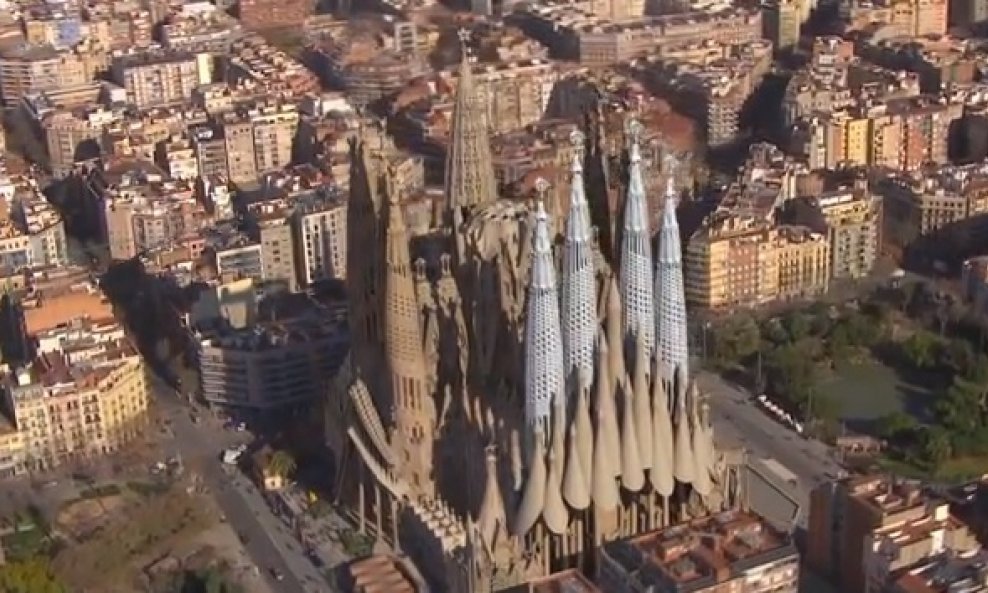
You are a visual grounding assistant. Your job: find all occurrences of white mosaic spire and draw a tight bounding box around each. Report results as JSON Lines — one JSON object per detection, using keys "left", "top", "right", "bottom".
{"left": 654, "top": 157, "right": 690, "bottom": 383}
{"left": 524, "top": 181, "right": 565, "bottom": 440}
{"left": 619, "top": 120, "right": 655, "bottom": 353}
{"left": 560, "top": 130, "right": 597, "bottom": 386}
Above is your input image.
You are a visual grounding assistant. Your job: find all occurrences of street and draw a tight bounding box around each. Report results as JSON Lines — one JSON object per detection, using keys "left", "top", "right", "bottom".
{"left": 699, "top": 372, "right": 844, "bottom": 526}
{"left": 158, "top": 394, "right": 335, "bottom": 593}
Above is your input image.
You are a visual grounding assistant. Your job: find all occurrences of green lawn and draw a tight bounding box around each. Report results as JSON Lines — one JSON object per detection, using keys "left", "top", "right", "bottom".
{"left": 818, "top": 359, "right": 935, "bottom": 422}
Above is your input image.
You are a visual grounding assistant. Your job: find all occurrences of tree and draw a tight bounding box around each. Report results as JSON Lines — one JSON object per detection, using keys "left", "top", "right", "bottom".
{"left": 934, "top": 378, "right": 983, "bottom": 434}
{"left": 0, "top": 558, "right": 66, "bottom": 593}
{"left": 922, "top": 427, "right": 953, "bottom": 469}
{"left": 875, "top": 411, "right": 918, "bottom": 442}
{"left": 764, "top": 343, "right": 818, "bottom": 412}
{"left": 782, "top": 312, "right": 811, "bottom": 342}
{"left": 900, "top": 331, "right": 941, "bottom": 369}
{"left": 708, "top": 315, "right": 760, "bottom": 365}
{"left": 266, "top": 450, "right": 297, "bottom": 480}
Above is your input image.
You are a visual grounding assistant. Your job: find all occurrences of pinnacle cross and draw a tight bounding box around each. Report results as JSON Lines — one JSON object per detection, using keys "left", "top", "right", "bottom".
{"left": 534, "top": 176, "right": 551, "bottom": 201}
{"left": 626, "top": 118, "right": 644, "bottom": 148}
{"left": 457, "top": 28, "right": 471, "bottom": 53}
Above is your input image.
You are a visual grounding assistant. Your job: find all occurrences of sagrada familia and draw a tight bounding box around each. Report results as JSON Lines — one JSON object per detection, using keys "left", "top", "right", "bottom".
{"left": 324, "top": 42, "right": 745, "bottom": 592}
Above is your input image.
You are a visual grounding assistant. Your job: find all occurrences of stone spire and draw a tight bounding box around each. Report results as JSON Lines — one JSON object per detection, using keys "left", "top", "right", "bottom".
{"left": 523, "top": 189, "right": 565, "bottom": 440}
{"left": 619, "top": 119, "right": 655, "bottom": 353}
{"left": 477, "top": 445, "right": 508, "bottom": 549}
{"left": 346, "top": 135, "right": 383, "bottom": 378}
{"left": 632, "top": 334, "right": 653, "bottom": 471}
{"left": 382, "top": 169, "right": 436, "bottom": 495}
{"left": 619, "top": 377, "right": 644, "bottom": 492}
{"left": 692, "top": 393, "right": 713, "bottom": 498}
{"left": 649, "top": 373, "right": 675, "bottom": 497}
{"left": 672, "top": 365, "right": 694, "bottom": 485}
{"left": 563, "top": 424, "right": 591, "bottom": 510}
{"left": 560, "top": 129, "right": 597, "bottom": 387}
{"left": 444, "top": 29, "right": 498, "bottom": 232}
{"left": 596, "top": 331, "right": 622, "bottom": 479}
{"left": 654, "top": 157, "right": 690, "bottom": 383}
{"left": 544, "top": 417, "right": 569, "bottom": 534}
{"left": 515, "top": 429, "right": 547, "bottom": 536}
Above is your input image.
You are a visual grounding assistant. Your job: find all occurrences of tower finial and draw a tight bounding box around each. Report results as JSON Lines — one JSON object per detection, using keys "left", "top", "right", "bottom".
{"left": 458, "top": 28, "right": 471, "bottom": 59}
{"left": 534, "top": 176, "right": 551, "bottom": 204}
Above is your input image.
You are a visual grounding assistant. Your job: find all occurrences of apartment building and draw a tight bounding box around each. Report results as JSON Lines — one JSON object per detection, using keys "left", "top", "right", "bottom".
{"left": 239, "top": 0, "right": 313, "bottom": 31}
{"left": 257, "top": 213, "right": 298, "bottom": 292}
{"left": 800, "top": 94, "right": 963, "bottom": 171}
{"left": 19, "top": 269, "right": 113, "bottom": 335}
{"left": 97, "top": 170, "right": 213, "bottom": 261}
{"left": 685, "top": 214, "right": 829, "bottom": 310}
{"left": 808, "top": 475, "right": 979, "bottom": 593}
{"left": 863, "top": 501, "right": 977, "bottom": 593}
{"left": 111, "top": 50, "right": 210, "bottom": 108}
{"left": 226, "top": 35, "right": 319, "bottom": 99}
{"left": 40, "top": 107, "right": 116, "bottom": 175}
{"left": 502, "top": 570, "right": 602, "bottom": 592}
{"left": 0, "top": 322, "right": 150, "bottom": 473}
{"left": 515, "top": 7, "right": 764, "bottom": 67}
{"left": 842, "top": 0, "right": 948, "bottom": 37}
{"left": 598, "top": 509, "right": 800, "bottom": 593}
{"left": 0, "top": 45, "right": 87, "bottom": 106}
{"left": 887, "top": 550, "right": 988, "bottom": 593}
{"left": 883, "top": 164, "right": 988, "bottom": 242}
{"left": 763, "top": 0, "right": 801, "bottom": 50}
{"left": 295, "top": 193, "right": 347, "bottom": 286}
{"left": 791, "top": 185, "right": 882, "bottom": 280}
{"left": 12, "top": 187, "right": 69, "bottom": 269}
{"left": 632, "top": 39, "right": 773, "bottom": 147}
{"left": 249, "top": 104, "right": 299, "bottom": 175}
{"left": 205, "top": 228, "right": 265, "bottom": 283}
{"left": 196, "top": 307, "right": 349, "bottom": 410}
{"left": 456, "top": 59, "right": 558, "bottom": 134}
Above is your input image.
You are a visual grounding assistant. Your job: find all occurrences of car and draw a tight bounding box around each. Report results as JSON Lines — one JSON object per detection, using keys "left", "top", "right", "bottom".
{"left": 236, "top": 422, "right": 247, "bottom": 432}
{"left": 269, "top": 568, "right": 285, "bottom": 581}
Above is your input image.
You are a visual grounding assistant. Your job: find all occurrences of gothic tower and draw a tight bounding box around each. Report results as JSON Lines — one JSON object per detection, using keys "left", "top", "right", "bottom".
{"left": 347, "top": 135, "right": 383, "bottom": 380}
{"left": 382, "top": 169, "right": 437, "bottom": 497}
{"left": 654, "top": 165, "right": 690, "bottom": 385}
{"left": 560, "top": 131, "right": 597, "bottom": 391}
{"left": 444, "top": 30, "right": 498, "bottom": 253}
{"left": 523, "top": 193, "right": 565, "bottom": 441}
{"left": 618, "top": 120, "right": 655, "bottom": 353}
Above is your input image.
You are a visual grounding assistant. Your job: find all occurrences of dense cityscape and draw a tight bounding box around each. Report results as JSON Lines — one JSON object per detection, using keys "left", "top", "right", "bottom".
{"left": 0, "top": 0, "right": 986, "bottom": 590}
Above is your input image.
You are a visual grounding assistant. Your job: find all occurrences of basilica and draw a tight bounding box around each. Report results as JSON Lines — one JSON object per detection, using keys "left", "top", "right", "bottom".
{"left": 324, "top": 41, "right": 745, "bottom": 592}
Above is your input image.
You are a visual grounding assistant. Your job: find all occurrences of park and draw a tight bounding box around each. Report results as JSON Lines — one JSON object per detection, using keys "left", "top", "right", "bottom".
{"left": 704, "top": 280, "right": 988, "bottom": 482}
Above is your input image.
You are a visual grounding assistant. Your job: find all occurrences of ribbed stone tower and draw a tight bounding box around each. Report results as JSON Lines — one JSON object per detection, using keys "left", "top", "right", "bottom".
{"left": 524, "top": 181, "right": 565, "bottom": 440}
{"left": 619, "top": 119, "right": 655, "bottom": 352}
{"left": 560, "top": 130, "right": 597, "bottom": 387}
{"left": 444, "top": 29, "right": 498, "bottom": 245}
{"left": 654, "top": 157, "right": 690, "bottom": 386}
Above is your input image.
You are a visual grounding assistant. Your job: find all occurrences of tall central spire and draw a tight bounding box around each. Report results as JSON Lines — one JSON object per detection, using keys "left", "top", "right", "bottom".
{"left": 560, "top": 130, "right": 597, "bottom": 386}
{"left": 654, "top": 157, "right": 690, "bottom": 384}
{"left": 382, "top": 169, "right": 435, "bottom": 496}
{"left": 444, "top": 29, "right": 498, "bottom": 231}
{"left": 524, "top": 182, "right": 565, "bottom": 441}
{"left": 619, "top": 119, "right": 655, "bottom": 353}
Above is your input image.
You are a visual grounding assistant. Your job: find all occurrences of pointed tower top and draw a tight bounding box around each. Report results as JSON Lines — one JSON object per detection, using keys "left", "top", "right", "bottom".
{"left": 445, "top": 26, "right": 497, "bottom": 219}
{"left": 477, "top": 444, "right": 508, "bottom": 550}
